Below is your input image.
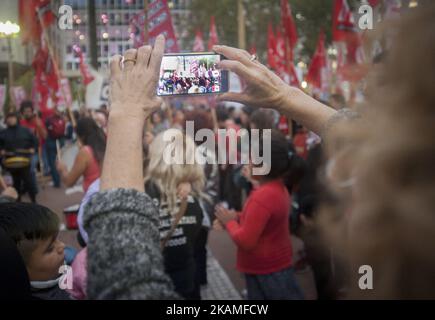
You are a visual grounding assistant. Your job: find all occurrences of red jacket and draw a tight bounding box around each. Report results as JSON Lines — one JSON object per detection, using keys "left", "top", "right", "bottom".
{"left": 226, "top": 179, "right": 293, "bottom": 274}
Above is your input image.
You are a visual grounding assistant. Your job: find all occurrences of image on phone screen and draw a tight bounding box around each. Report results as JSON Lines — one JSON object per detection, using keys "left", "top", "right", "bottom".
{"left": 157, "top": 53, "right": 228, "bottom": 96}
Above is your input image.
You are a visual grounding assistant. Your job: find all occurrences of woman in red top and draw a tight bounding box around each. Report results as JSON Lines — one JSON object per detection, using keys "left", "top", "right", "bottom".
{"left": 56, "top": 118, "right": 105, "bottom": 193}
{"left": 215, "top": 130, "right": 303, "bottom": 300}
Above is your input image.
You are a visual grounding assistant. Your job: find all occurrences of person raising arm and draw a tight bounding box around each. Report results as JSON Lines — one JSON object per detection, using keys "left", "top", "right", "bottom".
{"left": 82, "top": 35, "right": 178, "bottom": 299}
{"left": 213, "top": 45, "right": 338, "bottom": 136}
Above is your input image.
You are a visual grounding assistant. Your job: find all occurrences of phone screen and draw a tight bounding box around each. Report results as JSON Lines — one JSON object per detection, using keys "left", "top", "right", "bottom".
{"left": 157, "top": 53, "right": 228, "bottom": 96}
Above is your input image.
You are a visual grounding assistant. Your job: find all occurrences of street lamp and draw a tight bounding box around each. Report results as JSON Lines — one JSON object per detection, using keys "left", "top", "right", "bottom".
{"left": 0, "top": 21, "right": 20, "bottom": 102}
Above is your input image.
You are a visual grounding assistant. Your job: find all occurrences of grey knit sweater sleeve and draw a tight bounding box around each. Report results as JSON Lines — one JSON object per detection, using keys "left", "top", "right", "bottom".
{"left": 83, "top": 188, "right": 179, "bottom": 300}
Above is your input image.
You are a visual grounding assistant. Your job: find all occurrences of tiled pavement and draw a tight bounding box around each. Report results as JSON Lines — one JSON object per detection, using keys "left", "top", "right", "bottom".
{"left": 201, "top": 251, "right": 242, "bottom": 300}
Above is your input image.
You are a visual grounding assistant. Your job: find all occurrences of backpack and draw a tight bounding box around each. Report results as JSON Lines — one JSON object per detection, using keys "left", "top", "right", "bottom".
{"left": 46, "top": 116, "right": 66, "bottom": 139}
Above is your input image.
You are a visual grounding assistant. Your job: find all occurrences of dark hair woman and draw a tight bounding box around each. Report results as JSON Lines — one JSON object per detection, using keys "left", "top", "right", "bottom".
{"left": 56, "top": 117, "right": 106, "bottom": 192}
{"left": 215, "top": 130, "right": 303, "bottom": 300}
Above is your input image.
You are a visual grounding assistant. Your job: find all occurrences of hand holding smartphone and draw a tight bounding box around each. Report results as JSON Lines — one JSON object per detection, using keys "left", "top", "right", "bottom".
{"left": 157, "top": 52, "right": 228, "bottom": 97}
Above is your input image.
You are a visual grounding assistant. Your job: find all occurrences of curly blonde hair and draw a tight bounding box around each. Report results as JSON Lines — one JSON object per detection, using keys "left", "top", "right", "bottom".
{"left": 320, "top": 3, "right": 435, "bottom": 299}
{"left": 144, "top": 129, "right": 206, "bottom": 215}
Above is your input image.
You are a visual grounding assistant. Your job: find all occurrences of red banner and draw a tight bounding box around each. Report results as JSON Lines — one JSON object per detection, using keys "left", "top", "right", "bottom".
{"left": 332, "top": 0, "right": 357, "bottom": 42}
{"left": 56, "top": 78, "right": 73, "bottom": 107}
{"left": 281, "top": 0, "right": 298, "bottom": 50}
{"left": 193, "top": 29, "right": 205, "bottom": 52}
{"left": 19, "top": 0, "right": 55, "bottom": 45}
{"left": 306, "top": 31, "right": 328, "bottom": 92}
{"left": 148, "top": 0, "right": 179, "bottom": 53}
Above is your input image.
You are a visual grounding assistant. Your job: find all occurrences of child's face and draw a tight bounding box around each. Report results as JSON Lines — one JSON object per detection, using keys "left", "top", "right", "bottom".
{"left": 27, "top": 236, "right": 65, "bottom": 282}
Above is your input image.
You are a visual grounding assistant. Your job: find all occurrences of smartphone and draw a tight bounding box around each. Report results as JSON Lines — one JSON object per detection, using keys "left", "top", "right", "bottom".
{"left": 157, "top": 52, "right": 229, "bottom": 96}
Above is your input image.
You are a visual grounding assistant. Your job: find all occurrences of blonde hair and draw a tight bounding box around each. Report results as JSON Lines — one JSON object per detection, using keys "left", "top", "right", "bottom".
{"left": 144, "top": 128, "right": 206, "bottom": 215}
{"left": 319, "top": 4, "right": 435, "bottom": 299}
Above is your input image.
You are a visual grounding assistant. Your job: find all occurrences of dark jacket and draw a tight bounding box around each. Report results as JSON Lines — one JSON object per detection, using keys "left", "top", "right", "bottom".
{"left": 145, "top": 181, "right": 203, "bottom": 274}
{"left": 0, "top": 125, "right": 38, "bottom": 154}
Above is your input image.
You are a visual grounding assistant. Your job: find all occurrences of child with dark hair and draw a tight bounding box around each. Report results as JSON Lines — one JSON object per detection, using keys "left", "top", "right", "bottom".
{"left": 215, "top": 130, "right": 303, "bottom": 300}
{"left": 0, "top": 202, "right": 70, "bottom": 299}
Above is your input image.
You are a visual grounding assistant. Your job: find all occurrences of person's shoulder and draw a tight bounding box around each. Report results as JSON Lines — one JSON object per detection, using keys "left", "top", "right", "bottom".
{"left": 250, "top": 180, "right": 288, "bottom": 205}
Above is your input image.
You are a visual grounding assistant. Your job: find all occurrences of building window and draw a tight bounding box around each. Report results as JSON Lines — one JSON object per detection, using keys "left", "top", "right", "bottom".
{"left": 67, "top": 62, "right": 73, "bottom": 70}
{"left": 67, "top": 45, "right": 72, "bottom": 54}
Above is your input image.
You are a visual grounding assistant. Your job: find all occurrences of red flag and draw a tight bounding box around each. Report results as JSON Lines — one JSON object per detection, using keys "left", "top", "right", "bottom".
{"left": 306, "top": 31, "right": 327, "bottom": 91}
{"left": 129, "top": 13, "right": 146, "bottom": 48}
{"left": 55, "top": 78, "right": 72, "bottom": 107}
{"left": 193, "top": 29, "right": 205, "bottom": 52}
{"left": 333, "top": 0, "right": 367, "bottom": 81}
{"left": 208, "top": 16, "right": 219, "bottom": 50}
{"left": 36, "top": 0, "right": 55, "bottom": 29}
{"left": 332, "top": 0, "right": 357, "bottom": 42}
{"left": 74, "top": 46, "right": 95, "bottom": 86}
{"left": 278, "top": 115, "right": 289, "bottom": 136}
{"left": 281, "top": 0, "right": 298, "bottom": 49}
{"left": 275, "top": 29, "right": 299, "bottom": 87}
{"left": 19, "top": 0, "right": 41, "bottom": 45}
{"left": 32, "top": 36, "right": 59, "bottom": 115}
{"left": 19, "top": 0, "right": 55, "bottom": 45}
{"left": 267, "top": 23, "right": 278, "bottom": 69}
{"left": 148, "top": 0, "right": 179, "bottom": 53}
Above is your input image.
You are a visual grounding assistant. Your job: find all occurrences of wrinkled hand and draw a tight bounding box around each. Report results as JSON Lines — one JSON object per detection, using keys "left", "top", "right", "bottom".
{"left": 213, "top": 45, "right": 295, "bottom": 112}
{"left": 109, "top": 35, "right": 165, "bottom": 119}
{"left": 214, "top": 204, "right": 238, "bottom": 225}
{"left": 177, "top": 182, "right": 192, "bottom": 200}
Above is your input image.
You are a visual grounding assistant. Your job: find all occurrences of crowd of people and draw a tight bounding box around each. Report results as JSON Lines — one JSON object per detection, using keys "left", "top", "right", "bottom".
{"left": 159, "top": 63, "right": 221, "bottom": 95}
{"left": 0, "top": 3, "right": 434, "bottom": 301}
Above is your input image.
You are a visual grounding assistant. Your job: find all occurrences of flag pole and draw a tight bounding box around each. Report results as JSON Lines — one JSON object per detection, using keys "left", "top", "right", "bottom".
{"left": 36, "top": 11, "right": 77, "bottom": 128}
{"left": 237, "top": 0, "right": 246, "bottom": 50}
